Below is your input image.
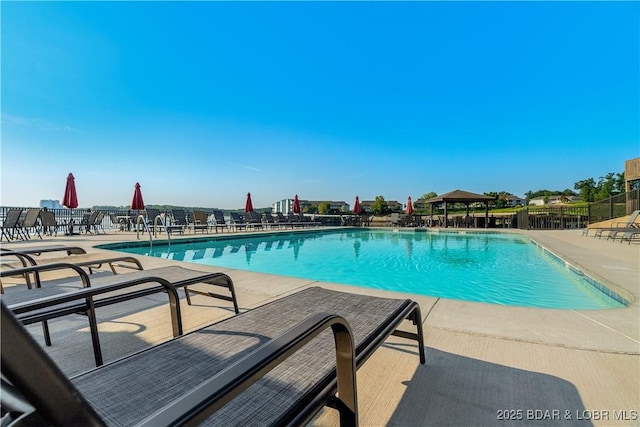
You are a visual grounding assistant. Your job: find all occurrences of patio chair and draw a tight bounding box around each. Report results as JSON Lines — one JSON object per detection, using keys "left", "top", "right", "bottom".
{"left": 588, "top": 210, "right": 640, "bottom": 238}
{"left": 212, "top": 210, "right": 228, "bottom": 233}
{"left": 16, "top": 208, "right": 43, "bottom": 240}
{"left": 1, "top": 263, "right": 239, "bottom": 367}
{"left": 1, "top": 208, "right": 24, "bottom": 241}
{"left": 389, "top": 213, "right": 401, "bottom": 227}
{"left": 192, "top": 210, "right": 210, "bottom": 234}
{"left": 87, "top": 211, "right": 105, "bottom": 235}
{"left": 1, "top": 286, "right": 424, "bottom": 426}
{"left": 143, "top": 208, "right": 163, "bottom": 233}
{"left": 168, "top": 209, "right": 188, "bottom": 234}
{"left": 263, "top": 212, "right": 281, "bottom": 229}
{"left": 39, "top": 211, "right": 60, "bottom": 237}
{"left": 288, "top": 212, "right": 304, "bottom": 228}
{"left": 230, "top": 212, "right": 248, "bottom": 232}
{"left": 275, "top": 211, "right": 292, "bottom": 228}
{"left": 246, "top": 211, "right": 264, "bottom": 230}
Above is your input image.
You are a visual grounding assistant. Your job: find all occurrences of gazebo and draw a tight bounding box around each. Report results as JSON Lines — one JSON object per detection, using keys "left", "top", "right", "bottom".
{"left": 424, "top": 189, "right": 495, "bottom": 228}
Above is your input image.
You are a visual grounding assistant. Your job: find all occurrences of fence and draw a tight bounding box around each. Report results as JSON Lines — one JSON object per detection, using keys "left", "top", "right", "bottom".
{"left": 587, "top": 188, "right": 639, "bottom": 224}
{"left": 515, "top": 189, "right": 639, "bottom": 230}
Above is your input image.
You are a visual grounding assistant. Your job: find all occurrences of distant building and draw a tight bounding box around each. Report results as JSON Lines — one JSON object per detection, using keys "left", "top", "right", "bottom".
{"left": 528, "top": 195, "right": 581, "bottom": 206}
{"left": 40, "top": 199, "right": 63, "bottom": 209}
{"left": 503, "top": 195, "right": 525, "bottom": 207}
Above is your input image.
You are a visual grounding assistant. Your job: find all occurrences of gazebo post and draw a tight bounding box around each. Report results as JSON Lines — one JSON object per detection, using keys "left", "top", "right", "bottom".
{"left": 429, "top": 204, "right": 434, "bottom": 227}
{"left": 444, "top": 202, "right": 448, "bottom": 228}
{"left": 485, "top": 202, "right": 489, "bottom": 228}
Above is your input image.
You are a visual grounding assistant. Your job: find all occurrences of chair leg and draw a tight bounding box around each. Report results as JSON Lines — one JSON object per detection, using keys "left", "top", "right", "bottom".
{"left": 41, "top": 320, "right": 52, "bottom": 346}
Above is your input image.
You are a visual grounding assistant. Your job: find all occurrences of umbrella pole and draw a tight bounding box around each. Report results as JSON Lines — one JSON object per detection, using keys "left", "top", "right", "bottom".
{"left": 67, "top": 209, "right": 75, "bottom": 236}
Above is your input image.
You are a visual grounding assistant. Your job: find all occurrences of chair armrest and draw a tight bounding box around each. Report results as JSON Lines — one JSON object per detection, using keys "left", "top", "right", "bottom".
{"left": 8, "top": 274, "right": 183, "bottom": 338}
{"left": 138, "top": 312, "right": 357, "bottom": 427}
{"left": 1, "top": 262, "right": 92, "bottom": 289}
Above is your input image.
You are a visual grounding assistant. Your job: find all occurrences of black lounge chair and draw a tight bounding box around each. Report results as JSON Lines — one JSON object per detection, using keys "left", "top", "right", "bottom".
{"left": 246, "top": 211, "right": 264, "bottom": 230}
{"left": 275, "top": 211, "right": 292, "bottom": 228}
{"left": 212, "top": 210, "right": 228, "bottom": 233}
{"left": 1, "top": 286, "right": 424, "bottom": 426}
{"left": 168, "top": 209, "right": 189, "bottom": 234}
{"left": 0, "top": 264, "right": 239, "bottom": 366}
{"left": 0, "top": 208, "right": 24, "bottom": 241}
{"left": 39, "top": 211, "right": 61, "bottom": 236}
{"left": 230, "top": 212, "right": 248, "bottom": 231}
{"left": 263, "top": 212, "right": 282, "bottom": 229}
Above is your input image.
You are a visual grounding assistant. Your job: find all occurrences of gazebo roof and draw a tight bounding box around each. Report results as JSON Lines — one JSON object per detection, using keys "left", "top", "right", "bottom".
{"left": 425, "top": 189, "right": 495, "bottom": 204}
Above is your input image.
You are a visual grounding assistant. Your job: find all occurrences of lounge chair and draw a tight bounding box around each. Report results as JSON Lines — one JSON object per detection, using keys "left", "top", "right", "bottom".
{"left": 1, "top": 263, "right": 239, "bottom": 367}
{"left": 87, "top": 211, "right": 105, "bottom": 235}
{"left": 76, "top": 211, "right": 98, "bottom": 234}
{"left": 39, "top": 210, "right": 60, "bottom": 236}
{"left": 1, "top": 208, "right": 24, "bottom": 241}
{"left": 16, "top": 208, "right": 42, "bottom": 240}
{"left": 1, "top": 250, "right": 143, "bottom": 287}
{"left": 262, "top": 212, "right": 281, "bottom": 229}
{"left": 389, "top": 213, "right": 402, "bottom": 227}
{"left": 1, "top": 286, "right": 424, "bottom": 426}
{"left": 168, "top": 209, "right": 188, "bottom": 234}
{"left": 193, "top": 210, "right": 210, "bottom": 234}
{"left": 143, "top": 208, "right": 163, "bottom": 233}
{"left": 275, "top": 211, "right": 292, "bottom": 228}
{"left": 230, "top": 212, "right": 248, "bottom": 231}
{"left": 288, "top": 212, "right": 304, "bottom": 228}
{"left": 587, "top": 210, "right": 640, "bottom": 238}
{"left": 212, "top": 210, "right": 228, "bottom": 233}
{"left": 1, "top": 244, "right": 86, "bottom": 257}
{"left": 246, "top": 211, "right": 264, "bottom": 230}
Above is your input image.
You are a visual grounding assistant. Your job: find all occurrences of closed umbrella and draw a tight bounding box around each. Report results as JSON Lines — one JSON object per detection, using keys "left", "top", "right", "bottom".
{"left": 406, "top": 196, "right": 414, "bottom": 215}
{"left": 62, "top": 173, "right": 78, "bottom": 235}
{"left": 354, "top": 196, "right": 361, "bottom": 214}
{"left": 293, "top": 194, "right": 301, "bottom": 214}
{"left": 131, "top": 182, "right": 145, "bottom": 210}
{"left": 131, "top": 183, "right": 145, "bottom": 231}
{"left": 245, "top": 192, "right": 254, "bottom": 212}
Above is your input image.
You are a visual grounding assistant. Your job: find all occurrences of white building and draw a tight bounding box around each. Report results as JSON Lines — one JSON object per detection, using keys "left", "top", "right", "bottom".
{"left": 40, "top": 199, "right": 63, "bottom": 209}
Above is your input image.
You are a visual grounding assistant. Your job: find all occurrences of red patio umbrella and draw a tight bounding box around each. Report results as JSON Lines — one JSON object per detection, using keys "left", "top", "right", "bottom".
{"left": 293, "top": 194, "right": 301, "bottom": 214}
{"left": 62, "top": 173, "right": 78, "bottom": 209}
{"left": 245, "top": 192, "right": 254, "bottom": 212}
{"left": 406, "top": 196, "right": 414, "bottom": 215}
{"left": 353, "top": 196, "right": 362, "bottom": 214}
{"left": 62, "top": 173, "right": 79, "bottom": 235}
{"left": 131, "top": 182, "right": 145, "bottom": 210}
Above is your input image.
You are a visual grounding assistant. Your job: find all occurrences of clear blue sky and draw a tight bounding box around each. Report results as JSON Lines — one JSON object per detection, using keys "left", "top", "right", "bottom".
{"left": 1, "top": 1, "right": 638, "bottom": 210}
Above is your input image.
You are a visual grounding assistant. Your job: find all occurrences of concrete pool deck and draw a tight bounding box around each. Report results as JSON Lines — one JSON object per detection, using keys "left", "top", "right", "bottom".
{"left": 1, "top": 228, "right": 638, "bottom": 426}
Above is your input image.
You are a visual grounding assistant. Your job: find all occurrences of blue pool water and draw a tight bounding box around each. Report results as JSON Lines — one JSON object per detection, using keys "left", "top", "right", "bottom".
{"left": 100, "top": 229, "right": 627, "bottom": 310}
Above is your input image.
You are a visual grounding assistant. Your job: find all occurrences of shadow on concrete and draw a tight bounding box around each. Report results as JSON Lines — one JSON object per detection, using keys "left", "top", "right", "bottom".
{"left": 388, "top": 348, "right": 593, "bottom": 426}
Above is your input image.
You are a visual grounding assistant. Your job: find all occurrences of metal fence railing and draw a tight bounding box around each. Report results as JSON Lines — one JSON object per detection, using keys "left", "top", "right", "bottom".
{"left": 514, "top": 189, "right": 639, "bottom": 230}
{"left": 587, "top": 188, "right": 639, "bottom": 224}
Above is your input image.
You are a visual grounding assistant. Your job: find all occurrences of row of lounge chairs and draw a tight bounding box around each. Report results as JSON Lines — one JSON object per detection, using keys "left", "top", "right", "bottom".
{"left": 583, "top": 210, "right": 640, "bottom": 244}
{"left": 1, "top": 244, "right": 425, "bottom": 426}
{"left": 0, "top": 208, "right": 110, "bottom": 242}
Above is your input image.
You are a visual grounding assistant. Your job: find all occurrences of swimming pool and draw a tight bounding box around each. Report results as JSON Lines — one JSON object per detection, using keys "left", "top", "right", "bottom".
{"left": 99, "top": 229, "right": 627, "bottom": 310}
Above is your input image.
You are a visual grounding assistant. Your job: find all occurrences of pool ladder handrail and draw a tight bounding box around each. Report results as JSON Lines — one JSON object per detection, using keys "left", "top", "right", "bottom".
{"left": 136, "top": 214, "right": 171, "bottom": 243}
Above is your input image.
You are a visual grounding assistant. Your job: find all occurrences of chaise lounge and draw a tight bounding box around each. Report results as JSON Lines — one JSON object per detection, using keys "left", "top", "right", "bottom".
{"left": 1, "top": 286, "right": 424, "bottom": 426}
{"left": 1, "top": 263, "right": 239, "bottom": 366}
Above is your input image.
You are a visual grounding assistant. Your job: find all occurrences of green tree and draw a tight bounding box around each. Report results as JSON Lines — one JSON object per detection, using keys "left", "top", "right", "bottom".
{"left": 574, "top": 178, "right": 596, "bottom": 202}
{"left": 614, "top": 172, "right": 626, "bottom": 194}
{"left": 318, "top": 202, "right": 330, "bottom": 215}
{"left": 419, "top": 192, "right": 437, "bottom": 202}
{"left": 370, "top": 195, "right": 388, "bottom": 215}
